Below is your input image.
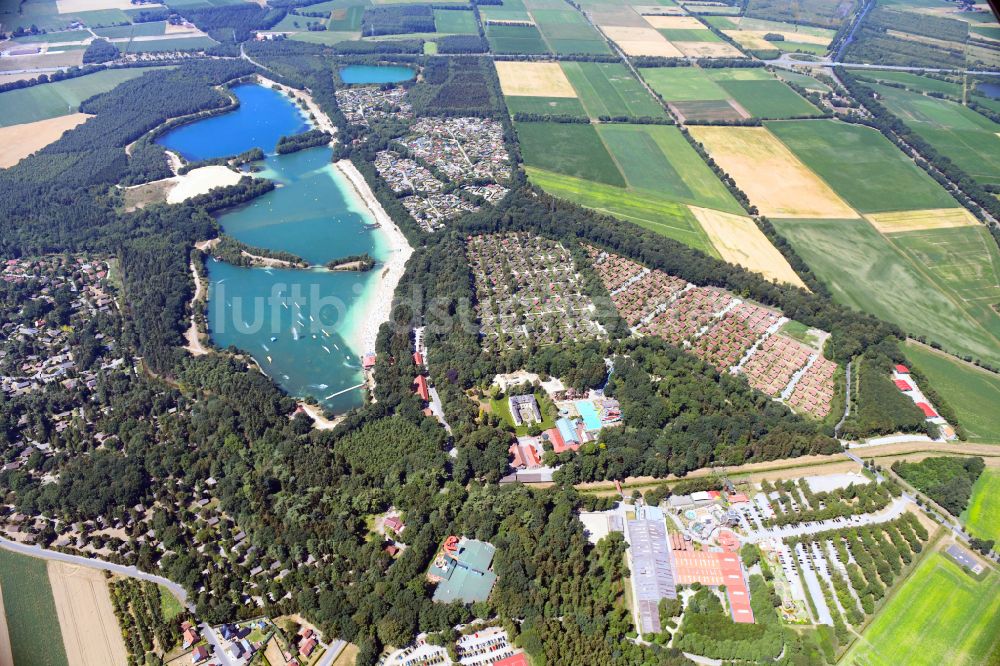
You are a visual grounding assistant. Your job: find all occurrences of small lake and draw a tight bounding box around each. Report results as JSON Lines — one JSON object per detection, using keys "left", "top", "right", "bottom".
{"left": 978, "top": 82, "right": 1000, "bottom": 100}
{"left": 158, "top": 84, "right": 386, "bottom": 413}
{"left": 339, "top": 64, "right": 415, "bottom": 84}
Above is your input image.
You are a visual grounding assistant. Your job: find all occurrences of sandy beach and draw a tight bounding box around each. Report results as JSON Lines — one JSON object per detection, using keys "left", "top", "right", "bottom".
{"left": 167, "top": 165, "right": 242, "bottom": 204}
{"left": 258, "top": 75, "right": 337, "bottom": 136}
{"left": 334, "top": 159, "right": 413, "bottom": 358}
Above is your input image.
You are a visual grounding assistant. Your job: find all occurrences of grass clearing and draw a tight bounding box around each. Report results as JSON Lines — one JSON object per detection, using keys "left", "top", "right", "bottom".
{"left": 691, "top": 207, "right": 805, "bottom": 287}
{"left": 689, "top": 125, "right": 855, "bottom": 218}
{"left": 0, "top": 550, "right": 69, "bottom": 666}
{"left": 841, "top": 551, "right": 1000, "bottom": 666}
{"left": 766, "top": 119, "right": 959, "bottom": 213}
{"left": 772, "top": 217, "right": 1000, "bottom": 368}
{"left": 495, "top": 60, "right": 576, "bottom": 97}
{"left": 516, "top": 121, "right": 625, "bottom": 186}
{"left": 560, "top": 61, "right": 666, "bottom": 119}
{"left": 0, "top": 67, "right": 160, "bottom": 126}
{"left": 962, "top": 469, "right": 1000, "bottom": 544}
{"left": 525, "top": 166, "right": 719, "bottom": 256}
{"left": 903, "top": 341, "right": 1000, "bottom": 443}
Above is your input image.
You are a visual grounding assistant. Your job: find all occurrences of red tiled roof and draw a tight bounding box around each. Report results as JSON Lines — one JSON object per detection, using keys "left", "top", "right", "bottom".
{"left": 894, "top": 379, "right": 913, "bottom": 391}
{"left": 300, "top": 638, "right": 317, "bottom": 657}
{"left": 413, "top": 352, "right": 424, "bottom": 366}
{"left": 494, "top": 655, "right": 529, "bottom": 666}
{"left": 728, "top": 493, "right": 750, "bottom": 504}
{"left": 915, "top": 402, "right": 937, "bottom": 418}
{"left": 413, "top": 375, "right": 429, "bottom": 402}
{"left": 895, "top": 364, "right": 910, "bottom": 374}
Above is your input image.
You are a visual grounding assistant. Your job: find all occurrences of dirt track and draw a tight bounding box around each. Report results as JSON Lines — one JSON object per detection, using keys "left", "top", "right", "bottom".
{"left": 48, "top": 561, "right": 128, "bottom": 666}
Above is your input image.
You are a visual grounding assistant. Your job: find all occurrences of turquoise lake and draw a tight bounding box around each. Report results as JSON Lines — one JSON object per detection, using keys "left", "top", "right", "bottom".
{"left": 339, "top": 64, "right": 415, "bottom": 84}
{"left": 157, "top": 84, "right": 385, "bottom": 413}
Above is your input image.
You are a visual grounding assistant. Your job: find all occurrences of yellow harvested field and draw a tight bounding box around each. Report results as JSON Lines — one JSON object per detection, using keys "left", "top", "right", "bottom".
{"left": 0, "top": 114, "right": 89, "bottom": 168}
{"left": 723, "top": 30, "right": 773, "bottom": 50}
{"left": 865, "top": 208, "right": 979, "bottom": 233}
{"left": 689, "top": 126, "right": 856, "bottom": 219}
{"left": 0, "top": 582, "right": 13, "bottom": 666}
{"left": 494, "top": 61, "right": 577, "bottom": 98}
{"left": 690, "top": 206, "right": 807, "bottom": 288}
{"left": 642, "top": 15, "right": 705, "bottom": 29}
{"left": 675, "top": 40, "right": 743, "bottom": 57}
{"left": 48, "top": 562, "right": 127, "bottom": 666}
{"left": 602, "top": 25, "right": 684, "bottom": 56}
{"left": 57, "top": 0, "right": 158, "bottom": 10}
{"left": 634, "top": 5, "right": 686, "bottom": 14}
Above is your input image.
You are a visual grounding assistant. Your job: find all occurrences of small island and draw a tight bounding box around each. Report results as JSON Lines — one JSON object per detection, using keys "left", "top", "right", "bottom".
{"left": 211, "top": 235, "right": 309, "bottom": 269}
{"left": 326, "top": 253, "right": 376, "bottom": 272}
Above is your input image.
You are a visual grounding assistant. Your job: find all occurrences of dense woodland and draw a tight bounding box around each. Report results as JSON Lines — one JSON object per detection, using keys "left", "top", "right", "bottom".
{"left": 0, "top": 37, "right": 967, "bottom": 666}
{"left": 893, "top": 456, "right": 984, "bottom": 516}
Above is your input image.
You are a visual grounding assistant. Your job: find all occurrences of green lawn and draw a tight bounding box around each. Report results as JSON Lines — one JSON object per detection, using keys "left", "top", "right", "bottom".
{"left": 716, "top": 78, "right": 821, "bottom": 118}
{"left": 433, "top": 8, "right": 477, "bottom": 33}
{"left": 159, "top": 584, "right": 185, "bottom": 621}
{"left": 561, "top": 61, "right": 666, "bottom": 119}
{"left": 639, "top": 66, "right": 729, "bottom": 101}
{"left": 0, "top": 550, "right": 69, "bottom": 666}
{"left": 516, "top": 121, "right": 625, "bottom": 186}
{"left": 904, "top": 341, "right": 1000, "bottom": 442}
{"left": 490, "top": 392, "right": 556, "bottom": 435}
{"left": 841, "top": 552, "right": 1000, "bottom": 666}
{"left": 962, "top": 469, "right": 1000, "bottom": 545}
{"left": 505, "top": 95, "right": 588, "bottom": 117}
{"left": 0, "top": 67, "right": 163, "bottom": 126}
{"left": 766, "top": 119, "right": 959, "bottom": 213}
{"left": 772, "top": 218, "right": 1000, "bottom": 368}
{"left": 595, "top": 123, "right": 742, "bottom": 213}
{"left": 525, "top": 166, "right": 720, "bottom": 257}
{"left": 867, "top": 82, "right": 1000, "bottom": 187}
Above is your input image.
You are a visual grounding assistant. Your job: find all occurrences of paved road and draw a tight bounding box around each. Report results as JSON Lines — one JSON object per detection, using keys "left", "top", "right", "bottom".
{"left": 0, "top": 535, "right": 191, "bottom": 609}
{"left": 316, "top": 639, "right": 347, "bottom": 666}
{"left": 741, "top": 496, "right": 909, "bottom": 543}
{"left": 202, "top": 623, "right": 237, "bottom": 666}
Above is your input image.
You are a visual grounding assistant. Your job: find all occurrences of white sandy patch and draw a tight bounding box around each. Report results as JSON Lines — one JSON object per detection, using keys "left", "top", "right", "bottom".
{"left": 603, "top": 25, "right": 684, "bottom": 56}
{"left": 57, "top": 0, "right": 159, "bottom": 11}
{"left": 166, "top": 165, "right": 242, "bottom": 204}
{"left": 642, "top": 15, "right": 705, "bottom": 29}
{"left": 0, "top": 113, "right": 89, "bottom": 168}
{"left": 333, "top": 159, "right": 413, "bottom": 358}
{"left": 495, "top": 61, "right": 577, "bottom": 97}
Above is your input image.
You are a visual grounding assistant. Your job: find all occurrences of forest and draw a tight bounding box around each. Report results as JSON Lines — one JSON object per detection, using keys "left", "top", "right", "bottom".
{"left": 892, "top": 456, "right": 984, "bottom": 515}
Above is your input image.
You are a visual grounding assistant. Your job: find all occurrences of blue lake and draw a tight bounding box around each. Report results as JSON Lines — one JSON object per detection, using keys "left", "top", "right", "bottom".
{"left": 157, "top": 83, "right": 310, "bottom": 160}
{"left": 339, "top": 64, "right": 415, "bottom": 84}
{"left": 978, "top": 82, "right": 1000, "bottom": 100}
{"left": 159, "top": 84, "right": 386, "bottom": 413}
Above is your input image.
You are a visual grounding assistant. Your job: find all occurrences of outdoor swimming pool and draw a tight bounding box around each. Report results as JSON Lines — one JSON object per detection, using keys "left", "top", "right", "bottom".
{"left": 576, "top": 400, "right": 602, "bottom": 431}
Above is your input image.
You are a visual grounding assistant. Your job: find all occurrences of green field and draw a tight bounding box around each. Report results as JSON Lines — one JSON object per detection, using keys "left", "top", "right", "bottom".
{"left": 904, "top": 341, "right": 1000, "bottom": 442}
{"left": 963, "top": 469, "right": 1000, "bottom": 544}
{"left": 867, "top": 83, "right": 1000, "bottom": 187}
{"left": 596, "top": 124, "right": 742, "bottom": 213}
{"left": 486, "top": 23, "right": 549, "bottom": 53}
{"left": 530, "top": 8, "right": 610, "bottom": 54}
{"left": 774, "top": 68, "right": 832, "bottom": 92}
{"left": 766, "top": 119, "right": 959, "bottom": 213}
{"left": 639, "top": 66, "right": 729, "bottom": 101}
{"left": 0, "top": 550, "right": 69, "bottom": 666}
{"left": 854, "top": 70, "right": 963, "bottom": 96}
{"left": 842, "top": 552, "right": 1000, "bottom": 666}
{"left": 11, "top": 28, "right": 90, "bottom": 42}
{"left": 328, "top": 4, "right": 366, "bottom": 31}
{"left": 717, "top": 78, "right": 820, "bottom": 118}
{"left": 505, "top": 95, "right": 588, "bottom": 117}
{"left": 516, "top": 122, "right": 625, "bottom": 186}
{"left": 658, "top": 27, "right": 720, "bottom": 41}
{"left": 561, "top": 61, "right": 666, "bottom": 119}
{"left": 0, "top": 68, "right": 163, "bottom": 126}
{"left": 93, "top": 21, "right": 167, "bottom": 38}
{"left": 773, "top": 218, "right": 1000, "bottom": 369}
{"left": 526, "top": 167, "right": 720, "bottom": 256}
{"left": 434, "top": 8, "right": 477, "bottom": 32}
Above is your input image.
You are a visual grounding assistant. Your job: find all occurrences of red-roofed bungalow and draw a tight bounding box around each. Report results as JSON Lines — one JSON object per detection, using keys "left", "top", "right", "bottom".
{"left": 728, "top": 493, "right": 750, "bottom": 505}
{"left": 413, "top": 351, "right": 424, "bottom": 366}
{"left": 895, "top": 364, "right": 910, "bottom": 374}
{"left": 413, "top": 375, "right": 430, "bottom": 402}
{"left": 894, "top": 379, "right": 913, "bottom": 391}
{"left": 915, "top": 402, "right": 938, "bottom": 418}
{"left": 362, "top": 352, "right": 377, "bottom": 370}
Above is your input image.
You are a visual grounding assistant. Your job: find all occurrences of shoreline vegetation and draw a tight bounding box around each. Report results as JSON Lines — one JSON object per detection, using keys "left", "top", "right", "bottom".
{"left": 212, "top": 234, "right": 309, "bottom": 269}
{"left": 326, "top": 253, "right": 376, "bottom": 272}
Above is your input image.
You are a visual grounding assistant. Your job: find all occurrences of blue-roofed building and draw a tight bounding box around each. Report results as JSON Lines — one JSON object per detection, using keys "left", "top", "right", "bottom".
{"left": 556, "top": 417, "right": 579, "bottom": 445}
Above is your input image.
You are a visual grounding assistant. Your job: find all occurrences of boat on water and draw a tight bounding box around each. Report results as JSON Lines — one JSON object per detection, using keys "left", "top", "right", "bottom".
{"left": 323, "top": 345, "right": 331, "bottom": 354}
{"left": 262, "top": 344, "right": 270, "bottom": 352}
{"left": 266, "top": 356, "right": 272, "bottom": 363}
{"left": 270, "top": 336, "right": 278, "bottom": 342}
{"left": 292, "top": 327, "right": 300, "bottom": 341}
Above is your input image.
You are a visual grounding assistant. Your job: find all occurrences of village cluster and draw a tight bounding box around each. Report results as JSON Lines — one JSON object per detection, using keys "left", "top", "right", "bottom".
{"left": 587, "top": 246, "right": 838, "bottom": 419}
{"left": 0, "top": 256, "right": 121, "bottom": 397}
{"left": 335, "top": 86, "right": 413, "bottom": 127}
{"left": 468, "top": 234, "right": 606, "bottom": 350}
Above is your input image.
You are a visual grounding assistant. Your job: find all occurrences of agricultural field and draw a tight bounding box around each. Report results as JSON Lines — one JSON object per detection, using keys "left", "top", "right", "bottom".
{"left": 485, "top": 23, "right": 550, "bottom": 54}
{"left": 92, "top": 20, "right": 168, "bottom": 38}
{"left": 0, "top": 67, "right": 162, "bottom": 126}
{"left": 962, "top": 470, "right": 1000, "bottom": 544}
{"left": 706, "top": 14, "right": 835, "bottom": 54}
{"left": 773, "top": 68, "right": 832, "bottom": 92}
{"left": 639, "top": 66, "right": 821, "bottom": 120}
{"left": 862, "top": 82, "right": 1000, "bottom": 187}
{"left": 560, "top": 61, "right": 666, "bottom": 119}
{"left": 743, "top": 0, "right": 856, "bottom": 29}
{"left": 841, "top": 551, "right": 1000, "bottom": 666}
{"left": 0, "top": 550, "right": 69, "bottom": 666}
{"left": 765, "top": 119, "right": 959, "bottom": 213}
{"left": 528, "top": 4, "right": 611, "bottom": 54}
{"left": 117, "top": 35, "right": 219, "bottom": 52}
{"left": 0, "top": 113, "right": 89, "bottom": 168}
{"left": 852, "top": 69, "right": 963, "bottom": 96}
{"left": 772, "top": 217, "right": 1000, "bottom": 369}
{"left": 48, "top": 561, "right": 128, "bottom": 666}
{"left": 516, "top": 121, "right": 625, "bottom": 186}
{"left": 433, "top": 8, "right": 477, "bottom": 32}
{"left": 903, "top": 341, "right": 1000, "bottom": 443}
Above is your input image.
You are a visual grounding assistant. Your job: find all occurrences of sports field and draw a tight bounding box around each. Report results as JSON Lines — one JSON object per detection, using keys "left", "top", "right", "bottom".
{"left": 516, "top": 122, "right": 625, "bottom": 186}
{"left": 525, "top": 167, "right": 720, "bottom": 256}
{"left": 903, "top": 341, "right": 1000, "bottom": 442}
{"left": 841, "top": 551, "right": 1000, "bottom": 666}
{"left": 766, "top": 119, "right": 960, "bottom": 213}
{"left": 0, "top": 550, "right": 69, "bottom": 666}
{"left": 0, "top": 68, "right": 159, "bottom": 126}
{"left": 560, "top": 62, "right": 666, "bottom": 119}
{"left": 689, "top": 126, "right": 855, "bottom": 218}
{"left": 962, "top": 470, "right": 1000, "bottom": 544}
{"left": 773, "top": 218, "right": 1000, "bottom": 369}
{"left": 867, "top": 83, "right": 1000, "bottom": 187}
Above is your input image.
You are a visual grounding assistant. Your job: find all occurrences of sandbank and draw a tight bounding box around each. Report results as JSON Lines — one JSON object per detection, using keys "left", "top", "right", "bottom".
{"left": 166, "top": 165, "right": 242, "bottom": 204}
